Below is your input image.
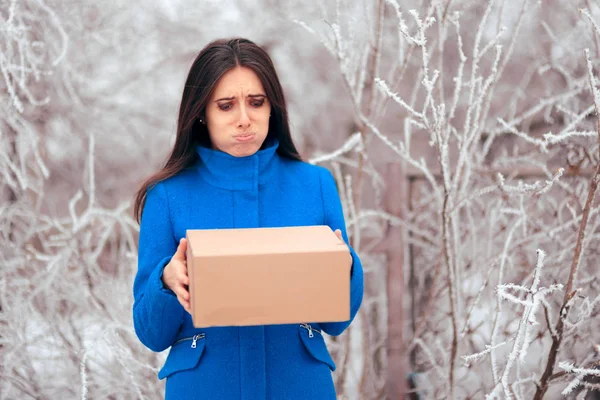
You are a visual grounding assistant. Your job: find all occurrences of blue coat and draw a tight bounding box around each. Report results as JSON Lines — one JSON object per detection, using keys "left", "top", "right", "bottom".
{"left": 133, "top": 137, "right": 364, "bottom": 400}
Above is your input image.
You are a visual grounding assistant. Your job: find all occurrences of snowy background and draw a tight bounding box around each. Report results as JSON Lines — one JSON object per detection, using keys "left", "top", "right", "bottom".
{"left": 1, "top": 0, "right": 600, "bottom": 399}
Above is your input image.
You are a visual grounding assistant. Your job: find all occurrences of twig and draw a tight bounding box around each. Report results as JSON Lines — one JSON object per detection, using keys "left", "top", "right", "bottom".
{"left": 441, "top": 190, "right": 458, "bottom": 399}
{"left": 533, "top": 48, "right": 600, "bottom": 400}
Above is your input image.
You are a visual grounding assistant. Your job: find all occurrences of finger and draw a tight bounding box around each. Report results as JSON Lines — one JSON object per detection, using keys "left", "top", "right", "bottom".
{"left": 174, "top": 284, "right": 190, "bottom": 302}
{"left": 177, "top": 297, "right": 192, "bottom": 313}
{"left": 179, "top": 260, "right": 189, "bottom": 286}
{"left": 179, "top": 284, "right": 190, "bottom": 301}
{"left": 177, "top": 294, "right": 191, "bottom": 312}
{"left": 173, "top": 238, "right": 187, "bottom": 261}
{"left": 335, "top": 229, "right": 343, "bottom": 240}
{"left": 181, "top": 273, "right": 190, "bottom": 287}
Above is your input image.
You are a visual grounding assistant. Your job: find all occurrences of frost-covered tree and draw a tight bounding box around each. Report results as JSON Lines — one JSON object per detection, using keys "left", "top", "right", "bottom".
{"left": 0, "top": 0, "right": 370, "bottom": 398}
{"left": 2, "top": 0, "right": 600, "bottom": 399}
{"left": 286, "top": 0, "right": 600, "bottom": 398}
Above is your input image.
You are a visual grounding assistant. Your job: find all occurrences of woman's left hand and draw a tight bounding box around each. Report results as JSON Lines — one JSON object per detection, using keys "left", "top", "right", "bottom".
{"left": 334, "top": 229, "right": 343, "bottom": 241}
{"left": 334, "top": 229, "right": 353, "bottom": 268}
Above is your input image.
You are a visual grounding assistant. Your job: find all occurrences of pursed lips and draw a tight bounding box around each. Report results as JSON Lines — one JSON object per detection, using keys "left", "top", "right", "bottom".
{"left": 233, "top": 133, "right": 255, "bottom": 142}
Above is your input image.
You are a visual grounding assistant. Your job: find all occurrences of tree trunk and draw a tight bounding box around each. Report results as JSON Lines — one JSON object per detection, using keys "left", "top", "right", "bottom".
{"left": 385, "top": 162, "right": 407, "bottom": 399}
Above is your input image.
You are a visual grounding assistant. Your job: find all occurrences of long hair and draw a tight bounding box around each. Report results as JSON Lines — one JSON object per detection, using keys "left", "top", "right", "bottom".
{"left": 133, "top": 38, "right": 302, "bottom": 223}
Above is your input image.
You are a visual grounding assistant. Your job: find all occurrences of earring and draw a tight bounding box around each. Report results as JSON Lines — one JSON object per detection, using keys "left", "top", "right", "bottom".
{"left": 199, "top": 117, "right": 204, "bottom": 124}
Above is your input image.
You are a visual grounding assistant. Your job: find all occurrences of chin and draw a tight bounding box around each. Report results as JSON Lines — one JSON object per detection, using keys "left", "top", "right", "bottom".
{"left": 228, "top": 143, "right": 261, "bottom": 157}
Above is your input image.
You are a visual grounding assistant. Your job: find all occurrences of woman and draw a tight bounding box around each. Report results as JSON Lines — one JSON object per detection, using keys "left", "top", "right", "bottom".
{"left": 132, "top": 37, "right": 364, "bottom": 400}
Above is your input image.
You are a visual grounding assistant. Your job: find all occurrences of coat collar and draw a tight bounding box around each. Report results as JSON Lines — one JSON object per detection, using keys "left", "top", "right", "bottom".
{"left": 195, "top": 136, "right": 280, "bottom": 191}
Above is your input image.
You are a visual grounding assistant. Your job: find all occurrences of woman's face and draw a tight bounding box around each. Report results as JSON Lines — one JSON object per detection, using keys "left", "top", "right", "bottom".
{"left": 204, "top": 66, "right": 271, "bottom": 157}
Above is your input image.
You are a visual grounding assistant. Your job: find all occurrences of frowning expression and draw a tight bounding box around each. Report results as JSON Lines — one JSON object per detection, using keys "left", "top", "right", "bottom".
{"left": 204, "top": 66, "right": 271, "bottom": 157}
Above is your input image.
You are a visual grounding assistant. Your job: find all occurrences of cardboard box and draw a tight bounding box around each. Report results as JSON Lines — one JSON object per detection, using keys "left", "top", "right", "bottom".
{"left": 185, "top": 225, "right": 351, "bottom": 328}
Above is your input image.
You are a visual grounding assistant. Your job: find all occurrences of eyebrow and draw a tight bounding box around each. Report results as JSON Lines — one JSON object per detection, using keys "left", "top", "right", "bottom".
{"left": 214, "top": 94, "right": 266, "bottom": 102}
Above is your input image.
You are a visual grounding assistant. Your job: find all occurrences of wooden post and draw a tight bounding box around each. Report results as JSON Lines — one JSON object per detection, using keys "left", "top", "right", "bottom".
{"left": 385, "top": 162, "right": 406, "bottom": 399}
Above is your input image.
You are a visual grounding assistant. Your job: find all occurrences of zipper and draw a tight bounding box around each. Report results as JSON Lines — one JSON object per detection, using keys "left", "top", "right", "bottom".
{"left": 300, "top": 323, "right": 321, "bottom": 338}
{"left": 173, "top": 333, "right": 205, "bottom": 348}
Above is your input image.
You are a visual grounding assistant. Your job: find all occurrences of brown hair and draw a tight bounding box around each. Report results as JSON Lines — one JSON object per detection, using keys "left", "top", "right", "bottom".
{"left": 133, "top": 37, "right": 302, "bottom": 223}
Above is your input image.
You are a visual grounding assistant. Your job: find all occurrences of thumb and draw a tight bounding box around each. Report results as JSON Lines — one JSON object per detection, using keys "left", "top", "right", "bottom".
{"left": 173, "top": 238, "right": 187, "bottom": 261}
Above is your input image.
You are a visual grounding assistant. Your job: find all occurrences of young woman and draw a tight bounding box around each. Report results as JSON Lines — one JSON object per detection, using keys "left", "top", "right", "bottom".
{"left": 132, "top": 37, "right": 364, "bottom": 400}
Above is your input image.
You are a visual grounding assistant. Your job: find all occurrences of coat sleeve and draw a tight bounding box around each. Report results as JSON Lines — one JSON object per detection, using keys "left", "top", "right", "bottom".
{"left": 318, "top": 167, "right": 364, "bottom": 336}
{"left": 132, "top": 181, "right": 185, "bottom": 352}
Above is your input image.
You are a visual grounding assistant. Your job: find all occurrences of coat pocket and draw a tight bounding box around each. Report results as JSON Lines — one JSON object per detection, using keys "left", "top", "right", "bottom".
{"left": 158, "top": 334, "right": 206, "bottom": 379}
{"left": 298, "top": 324, "right": 336, "bottom": 371}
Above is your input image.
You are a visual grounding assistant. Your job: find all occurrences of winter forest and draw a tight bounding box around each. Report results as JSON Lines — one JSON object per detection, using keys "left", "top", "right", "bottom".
{"left": 1, "top": 0, "right": 600, "bottom": 399}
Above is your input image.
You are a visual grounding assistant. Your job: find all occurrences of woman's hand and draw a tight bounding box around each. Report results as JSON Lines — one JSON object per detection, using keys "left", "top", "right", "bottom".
{"left": 162, "top": 238, "right": 191, "bottom": 314}
{"left": 334, "top": 229, "right": 343, "bottom": 241}
{"left": 334, "top": 229, "right": 353, "bottom": 268}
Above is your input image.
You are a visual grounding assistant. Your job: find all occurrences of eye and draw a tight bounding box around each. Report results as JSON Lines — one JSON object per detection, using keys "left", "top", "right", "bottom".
{"left": 218, "top": 102, "right": 232, "bottom": 111}
{"left": 250, "top": 99, "right": 265, "bottom": 107}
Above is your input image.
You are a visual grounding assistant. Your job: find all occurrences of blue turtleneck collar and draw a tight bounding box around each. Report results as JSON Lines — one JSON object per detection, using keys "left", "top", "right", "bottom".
{"left": 195, "top": 136, "right": 281, "bottom": 191}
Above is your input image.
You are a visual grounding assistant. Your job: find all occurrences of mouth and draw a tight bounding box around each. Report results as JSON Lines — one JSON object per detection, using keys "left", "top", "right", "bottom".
{"left": 233, "top": 133, "right": 255, "bottom": 142}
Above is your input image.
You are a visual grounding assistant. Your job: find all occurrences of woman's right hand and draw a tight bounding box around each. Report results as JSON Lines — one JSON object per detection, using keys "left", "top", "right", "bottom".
{"left": 162, "top": 238, "right": 191, "bottom": 314}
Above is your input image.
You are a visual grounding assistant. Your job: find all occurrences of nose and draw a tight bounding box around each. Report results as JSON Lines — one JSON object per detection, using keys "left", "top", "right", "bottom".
{"left": 237, "top": 104, "right": 251, "bottom": 129}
